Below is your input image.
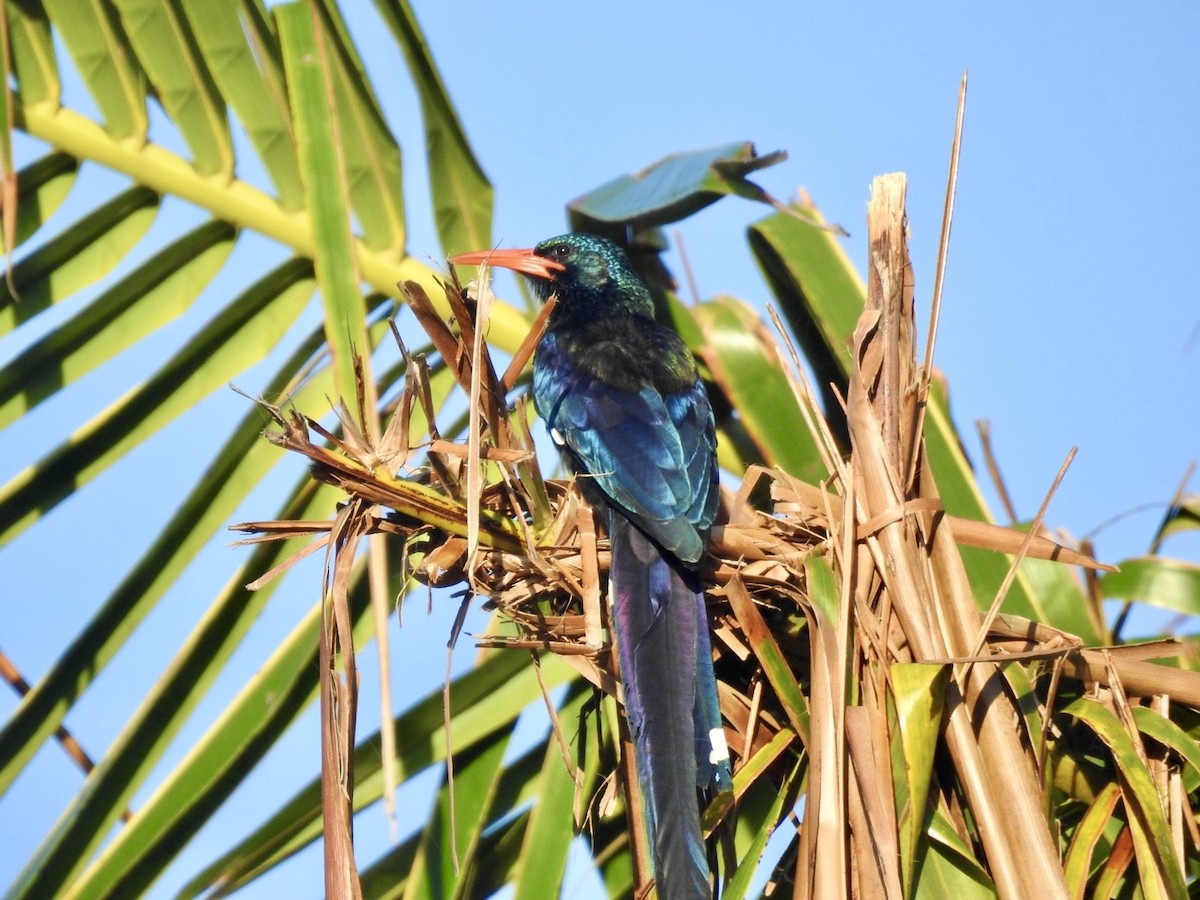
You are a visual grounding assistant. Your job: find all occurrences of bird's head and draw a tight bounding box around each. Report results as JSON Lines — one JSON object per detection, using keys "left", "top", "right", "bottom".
{"left": 451, "top": 232, "right": 654, "bottom": 320}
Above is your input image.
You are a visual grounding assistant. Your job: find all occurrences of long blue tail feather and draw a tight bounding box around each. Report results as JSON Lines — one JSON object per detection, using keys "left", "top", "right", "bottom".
{"left": 610, "top": 517, "right": 723, "bottom": 899}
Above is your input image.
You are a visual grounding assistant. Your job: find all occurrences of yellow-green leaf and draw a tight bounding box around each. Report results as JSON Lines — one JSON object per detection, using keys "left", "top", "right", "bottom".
{"left": 0, "top": 185, "right": 160, "bottom": 333}
{"left": 891, "top": 662, "right": 950, "bottom": 891}
{"left": 0, "top": 151, "right": 78, "bottom": 253}
{"left": 0, "top": 220, "right": 236, "bottom": 426}
{"left": 8, "top": 0, "right": 59, "bottom": 107}
{"left": 114, "top": 0, "right": 232, "bottom": 177}
{"left": 372, "top": 0, "right": 491, "bottom": 253}
{"left": 1063, "top": 698, "right": 1186, "bottom": 897}
{"left": 1101, "top": 556, "right": 1200, "bottom": 617}
{"left": 278, "top": 0, "right": 373, "bottom": 408}
{"left": 0, "top": 259, "right": 314, "bottom": 548}
{"left": 41, "top": 0, "right": 147, "bottom": 139}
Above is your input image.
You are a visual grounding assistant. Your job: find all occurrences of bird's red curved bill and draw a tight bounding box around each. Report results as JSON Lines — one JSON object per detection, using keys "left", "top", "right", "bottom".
{"left": 449, "top": 247, "right": 565, "bottom": 280}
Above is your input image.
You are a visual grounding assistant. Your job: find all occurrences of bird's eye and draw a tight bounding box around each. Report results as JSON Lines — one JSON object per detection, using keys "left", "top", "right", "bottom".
{"left": 552, "top": 244, "right": 570, "bottom": 258}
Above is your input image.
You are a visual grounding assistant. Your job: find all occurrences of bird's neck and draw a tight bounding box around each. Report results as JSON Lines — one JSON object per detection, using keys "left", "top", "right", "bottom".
{"left": 546, "top": 280, "right": 654, "bottom": 326}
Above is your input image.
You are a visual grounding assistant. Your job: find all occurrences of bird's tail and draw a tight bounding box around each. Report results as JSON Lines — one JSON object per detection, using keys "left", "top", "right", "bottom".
{"left": 609, "top": 517, "right": 730, "bottom": 899}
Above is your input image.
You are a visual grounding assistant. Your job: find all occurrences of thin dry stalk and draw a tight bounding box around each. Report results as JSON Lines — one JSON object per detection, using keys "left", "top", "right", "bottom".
{"left": 0, "top": 651, "right": 134, "bottom": 823}
{"left": 320, "top": 497, "right": 368, "bottom": 900}
{"left": 906, "top": 70, "right": 967, "bottom": 492}
{"left": 970, "top": 447, "right": 1077, "bottom": 657}
{"left": 367, "top": 533, "right": 397, "bottom": 838}
{"left": 975, "top": 419, "right": 1020, "bottom": 525}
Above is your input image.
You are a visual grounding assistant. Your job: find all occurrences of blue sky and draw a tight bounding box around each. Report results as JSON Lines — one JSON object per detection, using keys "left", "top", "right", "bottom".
{"left": 1, "top": 3, "right": 1197, "bottom": 896}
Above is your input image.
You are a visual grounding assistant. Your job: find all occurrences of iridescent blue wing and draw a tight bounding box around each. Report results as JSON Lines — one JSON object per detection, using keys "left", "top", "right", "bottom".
{"left": 665, "top": 379, "right": 719, "bottom": 535}
{"left": 532, "top": 332, "right": 715, "bottom": 563}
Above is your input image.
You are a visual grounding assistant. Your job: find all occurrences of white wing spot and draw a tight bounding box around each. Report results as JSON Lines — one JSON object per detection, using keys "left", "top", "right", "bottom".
{"left": 709, "top": 727, "right": 730, "bottom": 764}
{"left": 550, "top": 427, "right": 566, "bottom": 446}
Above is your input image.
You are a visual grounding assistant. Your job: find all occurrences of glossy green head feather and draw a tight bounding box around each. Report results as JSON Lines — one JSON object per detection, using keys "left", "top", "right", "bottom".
{"left": 531, "top": 233, "right": 654, "bottom": 319}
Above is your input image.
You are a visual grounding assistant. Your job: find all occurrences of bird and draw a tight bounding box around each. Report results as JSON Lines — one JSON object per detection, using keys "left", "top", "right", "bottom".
{"left": 451, "top": 233, "right": 731, "bottom": 898}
